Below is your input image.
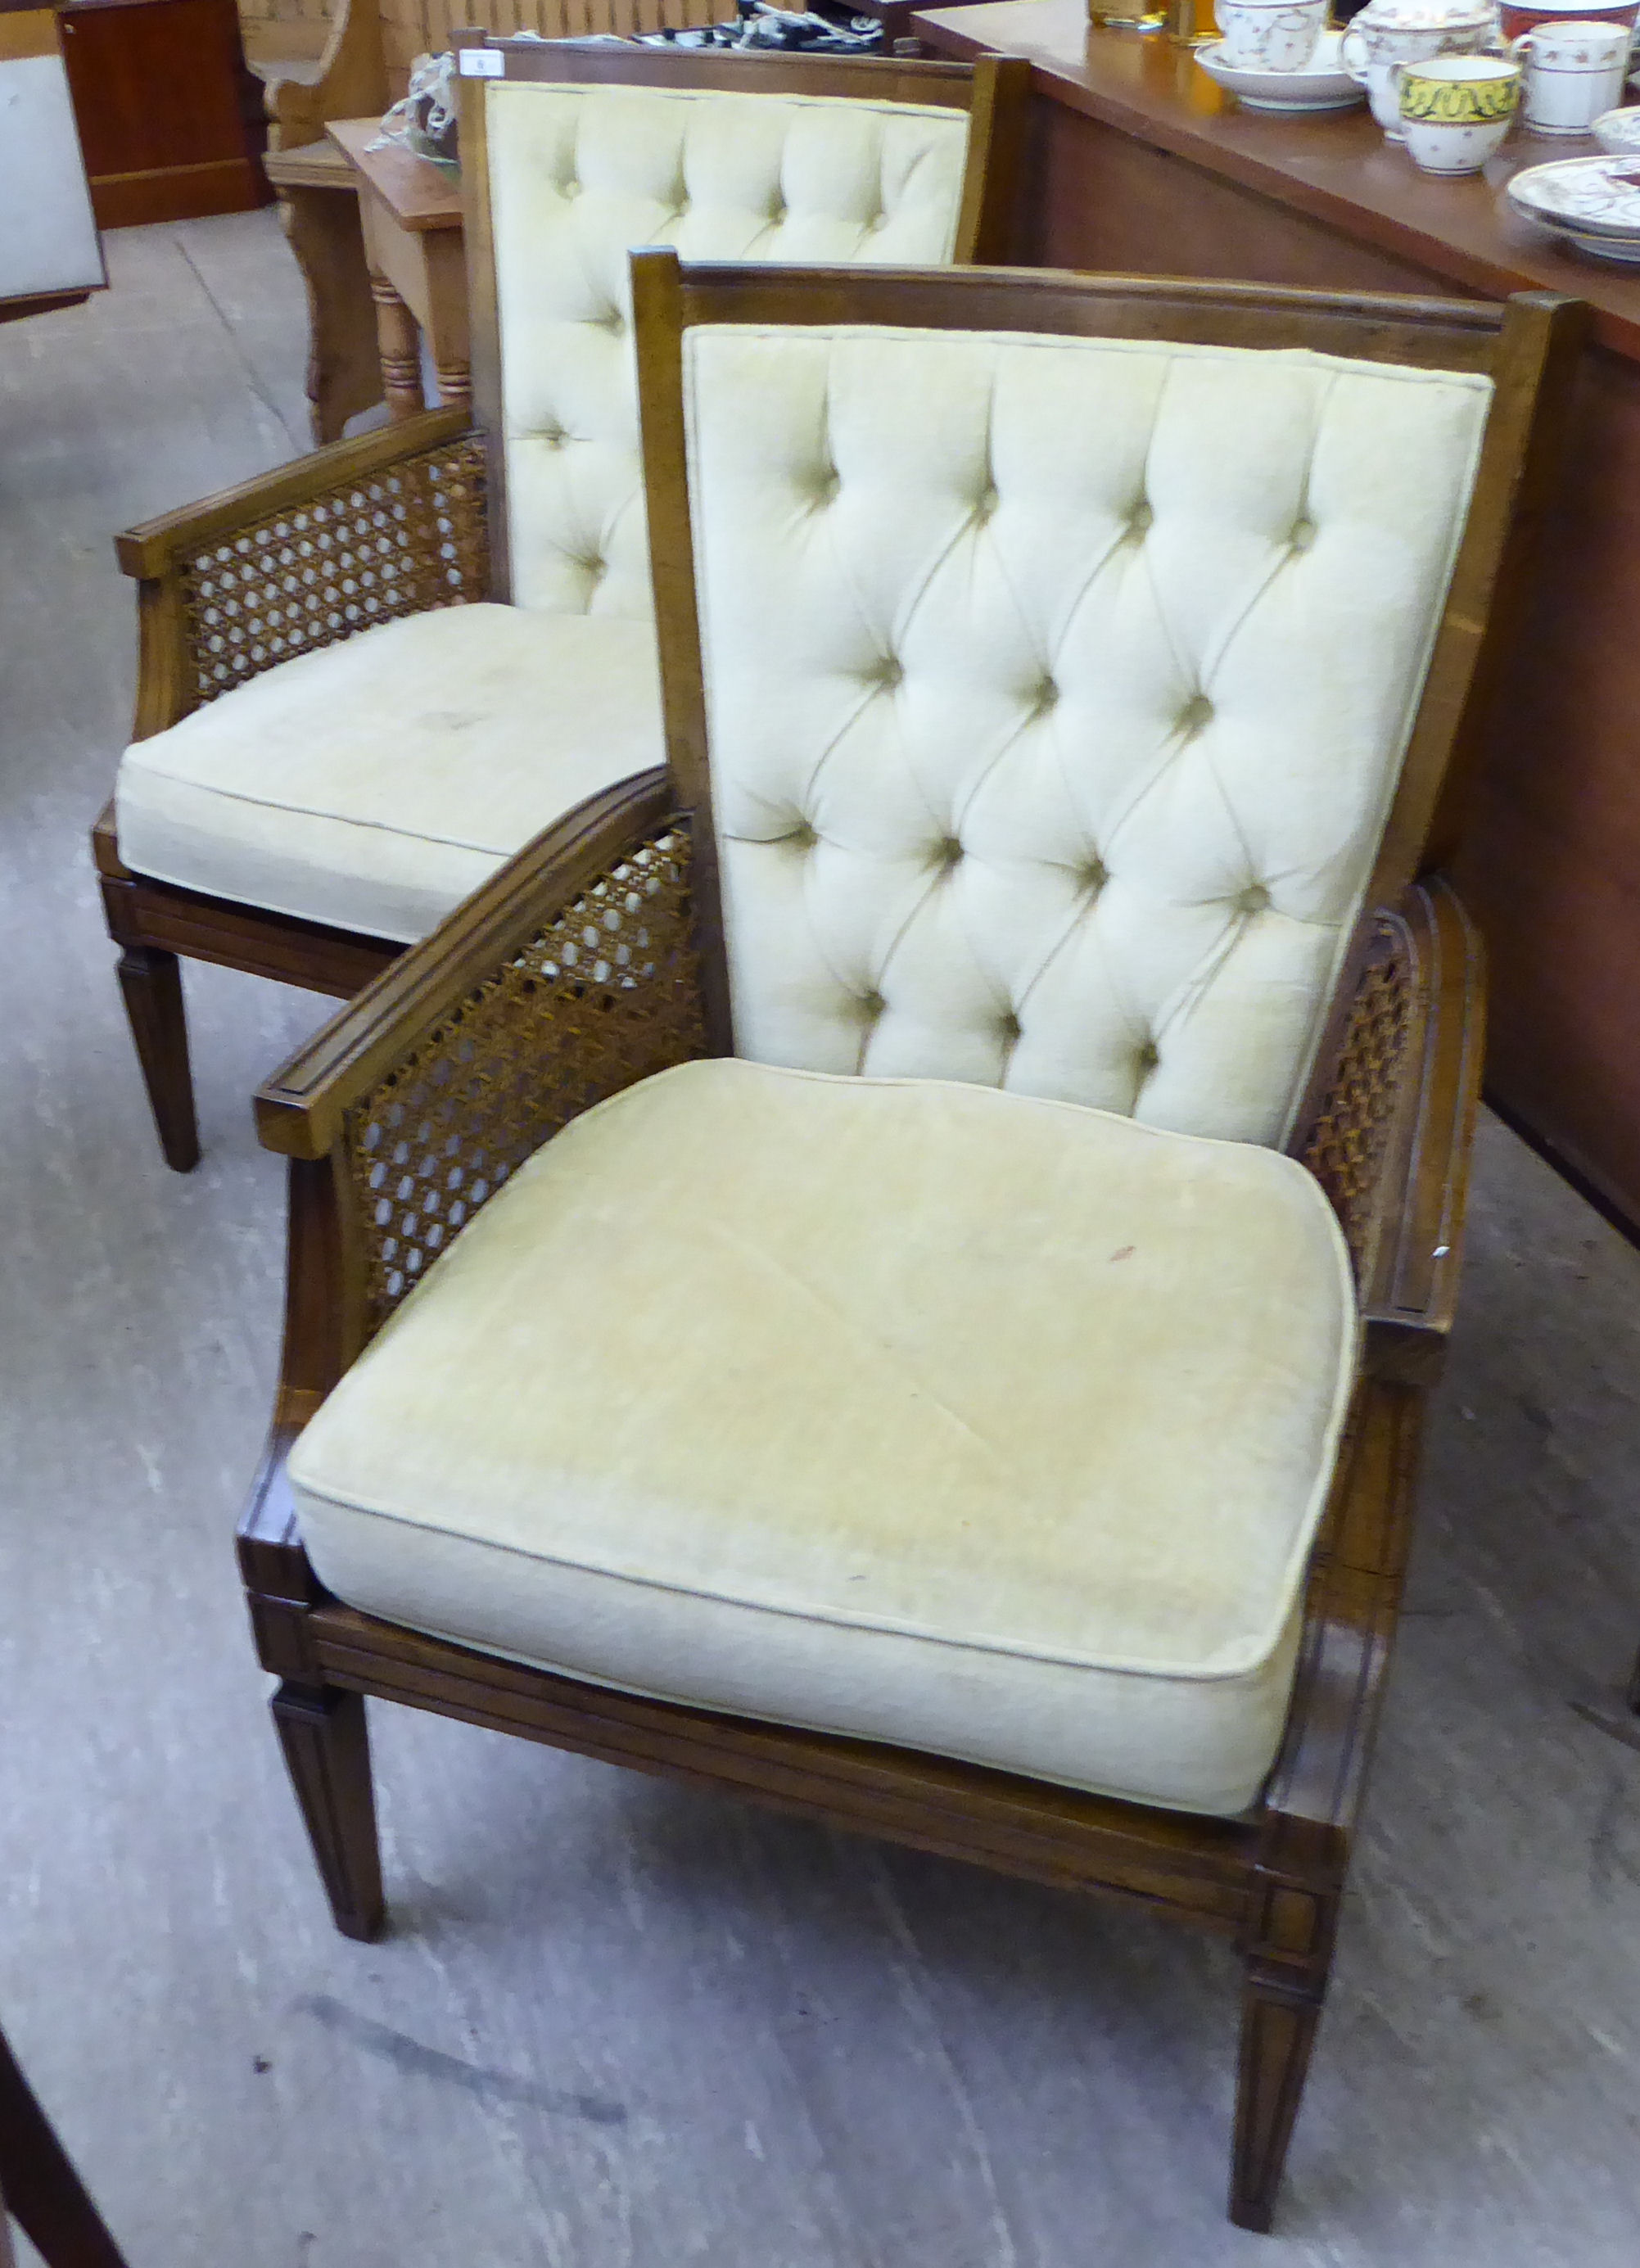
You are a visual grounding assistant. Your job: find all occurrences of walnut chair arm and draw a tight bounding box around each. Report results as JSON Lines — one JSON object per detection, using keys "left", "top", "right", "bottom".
{"left": 116, "top": 409, "right": 489, "bottom": 739}
{"left": 255, "top": 766, "right": 708, "bottom": 1348}
{"left": 1294, "top": 876, "right": 1485, "bottom": 1386}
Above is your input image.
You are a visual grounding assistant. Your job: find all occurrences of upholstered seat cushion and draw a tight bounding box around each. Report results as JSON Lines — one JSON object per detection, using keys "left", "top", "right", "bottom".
{"left": 287, "top": 1059, "right": 1358, "bottom": 1816}
{"left": 115, "top": 603, "right": 662, "bottom": 942}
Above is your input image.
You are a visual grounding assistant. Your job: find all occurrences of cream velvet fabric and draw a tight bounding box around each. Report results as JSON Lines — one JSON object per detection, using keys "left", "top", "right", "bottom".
{"left": 486, "top": 81, "right": 969, "bottom": 615}
{"left": 115, "top": 604, "right": 662, "bottom": 942}
{"left": 288, "top": 1059, "right": 1358, "bottom": 1816}
{"left": 685, "top": 326, "right": 1492, "bottom": 1145}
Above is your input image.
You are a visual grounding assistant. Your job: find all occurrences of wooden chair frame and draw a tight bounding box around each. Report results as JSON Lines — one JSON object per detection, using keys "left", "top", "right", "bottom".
{"left": 238, "top": 262, "right": 1584, "bottom": 2230}
{"left": 90, "top": 46, "right": 1029, "bottom": 1171}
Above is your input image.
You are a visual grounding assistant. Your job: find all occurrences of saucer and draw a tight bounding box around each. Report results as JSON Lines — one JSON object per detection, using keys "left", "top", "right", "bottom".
{"left": 1507, "top": 151, "right": 1640, "bottom": 259}
{"left": 1195, "top": 31, "right": 1367, "bottom": 112}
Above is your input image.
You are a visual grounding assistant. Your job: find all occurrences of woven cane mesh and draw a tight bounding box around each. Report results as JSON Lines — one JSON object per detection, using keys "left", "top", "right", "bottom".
{"left": 1302, "top": 919, "right": 1412, "bottom": 1281}
{"left": 178, "top": 436, "right": 488, "bottom": 708}
{"left": 346, "top": 820, "right": 707, "bottom": 1329}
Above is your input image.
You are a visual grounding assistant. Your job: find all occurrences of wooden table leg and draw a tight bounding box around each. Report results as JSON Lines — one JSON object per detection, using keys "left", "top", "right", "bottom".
{"left": 0, "top": 2020, "right": 129, "bottom": 2268}
{"left": 368, "top": 268, "right": 426, "bottom": 420}
{"left": 433, "top": 359, "right": 472, "bottom": 414}
{"left": 277, "top": 182, "right": 385, "bottom": 445}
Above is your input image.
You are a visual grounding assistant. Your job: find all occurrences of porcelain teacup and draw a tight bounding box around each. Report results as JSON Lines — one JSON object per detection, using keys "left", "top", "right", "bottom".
{"left": 1394, "top": 52, "right": 1523, "bottom": 170}
{"left": 1341, "top": 0, "right": 1501, "bottom": 138}
{"left": 1215, "top": 0, "right": 1329, "bottom": 70}
{"left": 1511, "top": 19, "right": 1629, "bottom": 133}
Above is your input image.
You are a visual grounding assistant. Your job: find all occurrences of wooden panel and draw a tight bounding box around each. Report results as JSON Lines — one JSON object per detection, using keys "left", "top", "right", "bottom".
{"left": 916, "top": 0, "right": 1640, "bottom": 1244}
{"left": 59, "top": 0, "right": 272, "bottom": 228}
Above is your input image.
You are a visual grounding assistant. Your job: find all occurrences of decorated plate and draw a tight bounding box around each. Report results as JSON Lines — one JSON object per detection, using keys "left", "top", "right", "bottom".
{"left": 1195, "top": 32, "right": 1366, "bottom": 112}
{"left": 1507, "top": 152, "right": 1640, "bottom": 247}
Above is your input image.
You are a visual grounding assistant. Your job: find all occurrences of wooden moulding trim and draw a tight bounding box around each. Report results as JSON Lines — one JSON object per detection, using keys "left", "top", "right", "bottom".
{"left": 97, "top": 870, "right": 401, "bottom": 998}
{"left": 1257, "top": 1377, "right": 1418, "bottom": 1846}
{"left": 113, "top": 407, "right": 476, "bottom": 577}
{"left": 1360, "top": 880, "right": 1485, "bottom": 1379}
{"left": 485, "top": 39, "right": 989, "bottom": 107}
{"left": 1373, "top": 293, "right": 1588, "bottom": 898}
{"left": 953, "top": 56, "right": 1031, "bottom": 269}
{"left": 254, "top": 767, "right": 678, "bottom": 1160}
{"left": 632, "top": 249, "right": 735, "bottom": 1057}
{"left": 667, "top": 259, "right": 1518, "bottom": 368}
{"left": 457, "top": 69, "right": 510, "bottom": 605}
{"left": 306, "top": 1606, "right": 1254, "bottom": 1922}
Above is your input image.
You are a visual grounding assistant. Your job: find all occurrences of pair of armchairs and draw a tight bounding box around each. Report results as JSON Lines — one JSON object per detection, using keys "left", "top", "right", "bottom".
{"left": 231, "top": 204, "right": 1582, "bottom": 2233}
{"left": 93, "top": 43, "right": 1028, "bottom": 1169}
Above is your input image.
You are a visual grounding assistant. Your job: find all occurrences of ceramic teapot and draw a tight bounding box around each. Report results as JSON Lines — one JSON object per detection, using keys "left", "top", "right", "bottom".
{"left": 1340, "top": 0, "right": 1502, "bottom": 136}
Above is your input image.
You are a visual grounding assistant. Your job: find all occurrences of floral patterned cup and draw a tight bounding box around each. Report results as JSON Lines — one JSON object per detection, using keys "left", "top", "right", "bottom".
{"left": 1394, "top": 52, "right": 1523, "bottom": 169}
{"left": 1215, "top": 0, "right": 1328, "bottom": 70}
{"left": 1510, "top": 20, "right": 1629, "bottom": 133}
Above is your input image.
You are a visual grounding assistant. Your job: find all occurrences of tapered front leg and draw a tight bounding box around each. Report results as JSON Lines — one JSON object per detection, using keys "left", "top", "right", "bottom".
{"left": 115, "top": 946, "right": 200, "bottom": 1172}
{"left": 1231, "top": 1967, "right": 1326, "bottom": 2232}
{"left": 271, "top": 1682, "right": 385, "bottom": 1942}
{"left": 1231, "top": 1842, "right": 1340, "bottom": 2233}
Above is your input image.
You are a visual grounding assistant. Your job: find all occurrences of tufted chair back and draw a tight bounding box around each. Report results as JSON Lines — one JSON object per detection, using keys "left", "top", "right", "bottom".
{"left": 637, "top": 260, "right": 1556, "bottom": 1150}
{"left": 463, "top": 52, "right": 1016, "bottom": 621}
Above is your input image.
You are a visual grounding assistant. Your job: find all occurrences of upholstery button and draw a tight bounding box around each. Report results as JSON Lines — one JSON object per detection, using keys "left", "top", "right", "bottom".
{"left": 1290, "top": 517, "right": 1317, "bottom": 553}
{"left": 811, "top": 468, "right": 840, "bottom": 510}
{"left": 1079, "top": 852, "right": 1108, "bottom": 892}
{"left": 1129, "top": 499, "right": 1154, "bottom": 537}
{"left": 560, "top": 178, "right": 581, "bottom": 201}
{"left": 769, "top": 198, "right": 787, "bottom": 223}
{"left": 1179, "top": 694, "right": 1213, "bottom": 734}
{"left": 933, "top": 835, "right": 963, "bottom": 871}
{"left": 860, "top": 990, "right": 886, "bottom": 1019}
{"left": 788, "top": 817, "right": 819, "bottom": 850}
{"left": 1136, "top": 1038, "right": 1160, "bottom": 1074}
{"left": 998, "top": 1009, "right": 1022, "bottom": 1043}
{"left": 1031, "top": 675, "right": 1059, "bottom": 714}
{"left": 581, "top": 556, "right": 606, "bottom": 581}
{"left": 871, "top": 656, "right": 903, "bottom": 691}
{"left": 1236, "top": 881, "right": 1271, "bottom": 915}
{"left": 973, "top": 486, "right": 999, "bottom": 524}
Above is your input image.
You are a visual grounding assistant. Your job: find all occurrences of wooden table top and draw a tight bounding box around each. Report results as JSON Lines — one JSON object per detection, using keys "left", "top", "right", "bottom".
{"left": 914, "top": 0, "right": 1640, "bottom": 360}
{"left": 327, "top": 117, "right": 462, "bottom": 233}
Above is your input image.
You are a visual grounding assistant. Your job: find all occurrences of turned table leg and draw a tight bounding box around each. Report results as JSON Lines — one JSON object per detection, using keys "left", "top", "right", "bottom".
{"left": 368, "top": 268, "right": 426, "bottom": 421}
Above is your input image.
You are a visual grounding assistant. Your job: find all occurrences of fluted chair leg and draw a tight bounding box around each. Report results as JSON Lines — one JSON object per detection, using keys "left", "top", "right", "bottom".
{"left": 271, "top": 1682, "right": 385, "bottom": 1942}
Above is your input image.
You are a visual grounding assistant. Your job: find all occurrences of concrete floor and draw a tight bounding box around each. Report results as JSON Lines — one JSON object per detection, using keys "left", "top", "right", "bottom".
{"left": 3, "top": 210, "right": 1640, "bottom": 2268}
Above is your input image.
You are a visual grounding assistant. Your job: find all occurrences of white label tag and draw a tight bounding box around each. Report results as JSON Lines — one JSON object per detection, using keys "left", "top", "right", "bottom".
{"left": 459, "top": 47, "right": 504, "bottom": 76}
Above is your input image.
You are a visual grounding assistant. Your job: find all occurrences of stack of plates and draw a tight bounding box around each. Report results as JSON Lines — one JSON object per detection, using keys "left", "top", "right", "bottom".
{"left": 1195, "top": 30, "right": 1366, "bottom": 113}
{"left": 1507, "top": 153, "right": 1640, "bottom": 263}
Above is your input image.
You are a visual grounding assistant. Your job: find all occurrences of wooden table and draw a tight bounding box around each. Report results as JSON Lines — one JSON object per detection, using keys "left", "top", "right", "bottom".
{"left": 917, "top": 0, "right": 1640, "bottom": 1240}
{"left": 328, "top": 115, "right": 468, "bottom": 420}
{"left": 263, "top": 133, "right": 385, "bottom": 441}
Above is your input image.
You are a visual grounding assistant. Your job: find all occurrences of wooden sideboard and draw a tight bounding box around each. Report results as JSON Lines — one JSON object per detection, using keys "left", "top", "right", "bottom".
{"left": 916, "top": 0, "right": 1640, "bottom": 1240}
{"left": 59, "top": 0, "right": 271, "bottom": 225}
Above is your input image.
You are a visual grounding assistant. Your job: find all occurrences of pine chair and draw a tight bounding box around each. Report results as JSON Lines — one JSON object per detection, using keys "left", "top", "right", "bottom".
{"left": 238, "top": 252, "right": 1583, "bottom": 2227}
{"left": 92, "top": 43, "right": 1028, "bottom": 1172}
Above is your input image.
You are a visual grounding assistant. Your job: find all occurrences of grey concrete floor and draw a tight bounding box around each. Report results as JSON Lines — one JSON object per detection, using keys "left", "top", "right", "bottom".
{"left": 3, "top": 210, "right": 1640, "bottom": 2268}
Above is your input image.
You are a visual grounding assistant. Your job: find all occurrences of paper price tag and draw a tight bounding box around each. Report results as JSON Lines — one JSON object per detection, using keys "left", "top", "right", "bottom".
{"left": 459, "top": 47, "right": 504, "bottom": 76}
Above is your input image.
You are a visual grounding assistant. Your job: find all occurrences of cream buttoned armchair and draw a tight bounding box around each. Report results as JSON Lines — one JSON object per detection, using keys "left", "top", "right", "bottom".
{"left": 237, "top": 254, "right": 1581, "bottom": 2228}
{"left": 93, "top": 43, "right": 1026, "bottom": 1170}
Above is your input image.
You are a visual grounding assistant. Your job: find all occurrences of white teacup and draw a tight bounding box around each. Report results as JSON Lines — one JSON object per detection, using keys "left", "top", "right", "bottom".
{"left": 1341, "top": 0, "right": 1501, "bottom": 138}
{"left": 1215, "top": 0, "right": 1328, "bottom": 70}
{"left": 1394, "top": 52, "right": 1523, "bottom": 170}
{"left": 1511, "top": 19, "right": 1629, "bottom": 132}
